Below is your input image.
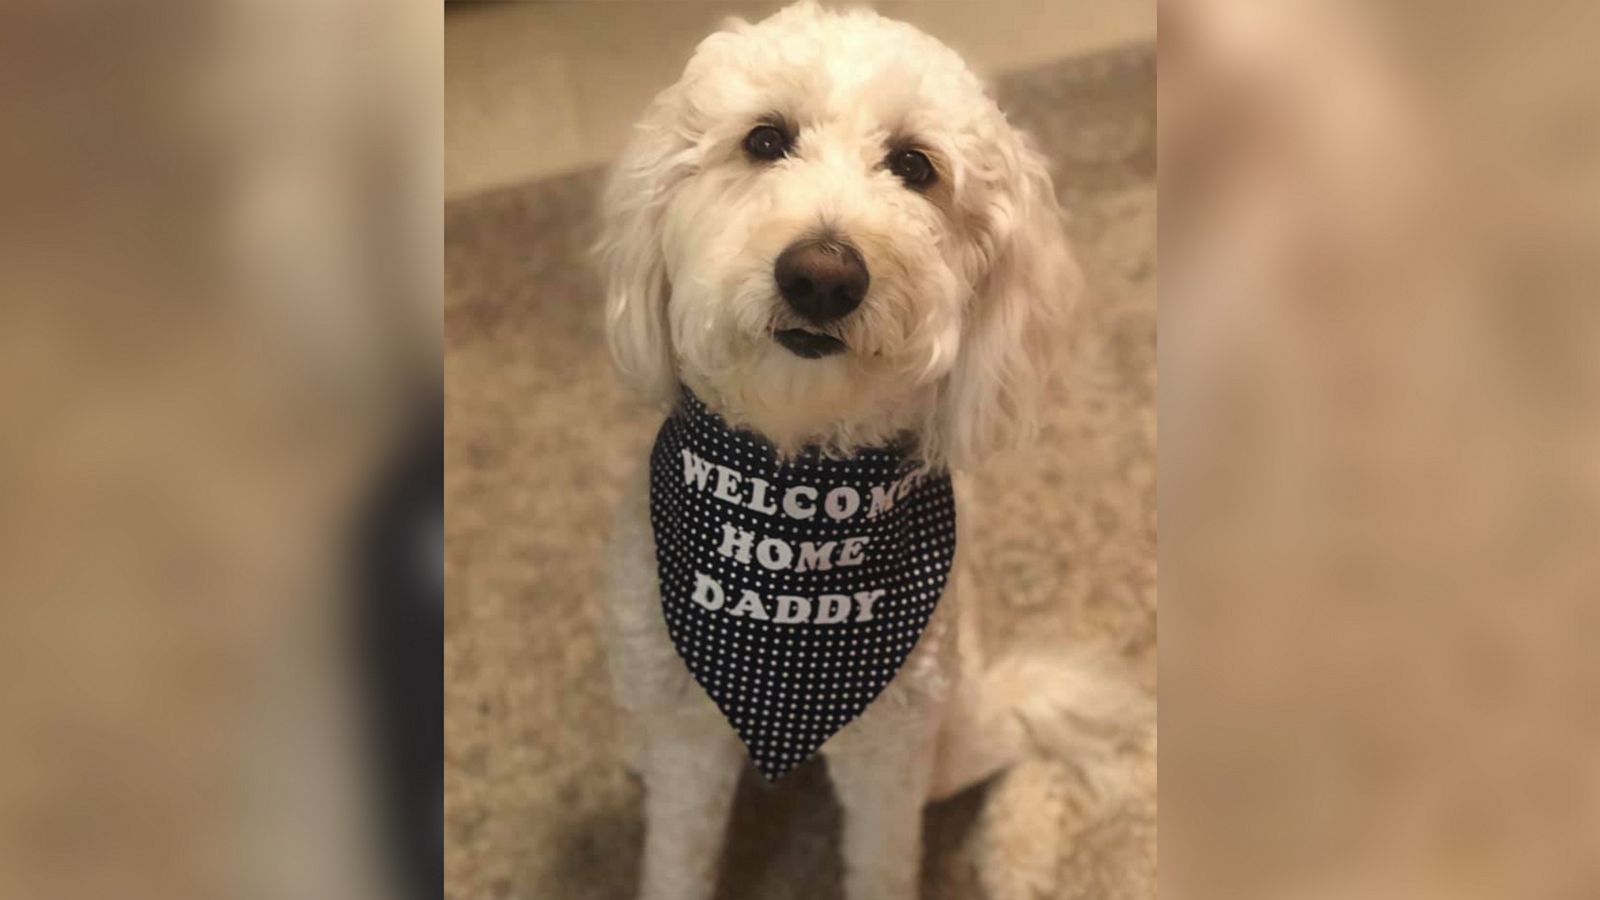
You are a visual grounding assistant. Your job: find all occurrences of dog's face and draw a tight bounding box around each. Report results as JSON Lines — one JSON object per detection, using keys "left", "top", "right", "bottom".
{"left": 599, "top": 2, "right": 1078, "bottom": 467}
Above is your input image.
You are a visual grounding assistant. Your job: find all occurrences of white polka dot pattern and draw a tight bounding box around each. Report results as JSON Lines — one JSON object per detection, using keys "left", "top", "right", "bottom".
{"left": 648, "top": 390, "right": 957, "bottom": 781}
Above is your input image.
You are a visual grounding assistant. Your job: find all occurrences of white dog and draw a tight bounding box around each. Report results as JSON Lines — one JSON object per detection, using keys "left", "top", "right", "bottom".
{"left": 596, "top": 4, "right": 1132, "bottom": 899}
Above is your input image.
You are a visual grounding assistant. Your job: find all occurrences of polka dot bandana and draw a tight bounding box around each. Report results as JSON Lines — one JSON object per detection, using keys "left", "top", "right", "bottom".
{"left": 648, "top": 390, "right": 956, "bottom": 781}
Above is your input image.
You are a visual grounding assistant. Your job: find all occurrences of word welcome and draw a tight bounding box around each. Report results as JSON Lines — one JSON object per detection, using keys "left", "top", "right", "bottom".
{"left": 690, "top": 571, "right": 884, "bottom": 624}
{"left": 682, "top": 449, "right": 922, "bottom": 523}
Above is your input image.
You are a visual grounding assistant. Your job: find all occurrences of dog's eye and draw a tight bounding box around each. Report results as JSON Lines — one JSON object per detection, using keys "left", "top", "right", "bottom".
{"left": 743, "top": 125, "right": 791, "bottom": 161}
{"left": 887, "top": 149, "right": 935, "bottom": 188}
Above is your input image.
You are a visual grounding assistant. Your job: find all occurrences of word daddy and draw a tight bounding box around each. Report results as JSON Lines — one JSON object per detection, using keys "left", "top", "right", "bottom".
{"left": 680, "top": 448, "right": 923, "bottom": 523}
{"left": 690, "top": 571, "right": 884, "bottom": 625}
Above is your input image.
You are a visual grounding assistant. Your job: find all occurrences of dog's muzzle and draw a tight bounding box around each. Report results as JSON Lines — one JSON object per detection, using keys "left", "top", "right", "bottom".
{"left": 771, "top": 237, "right": 867, "bottom": 359}
{"left": 775, "top": 238, "right": 868, "bottom": 325}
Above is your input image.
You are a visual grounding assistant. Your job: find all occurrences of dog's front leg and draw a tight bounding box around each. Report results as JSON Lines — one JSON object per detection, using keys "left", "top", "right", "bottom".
{"left": 635, "top": 707, "right": 744, "bottom": 900}
{"left": 824, "top": 689, "right": 943, "bottom": 900}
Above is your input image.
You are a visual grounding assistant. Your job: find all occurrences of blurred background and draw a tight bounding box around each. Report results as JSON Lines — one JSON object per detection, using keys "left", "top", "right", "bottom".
{"left": 1161, "top": 0, "right": 1600, "bottom": 898}
{"left": 0, "top": 1, "right": 439, "bottom": 899}
{"left": 444, "top": 2, "right": 1154, "bottom": 900}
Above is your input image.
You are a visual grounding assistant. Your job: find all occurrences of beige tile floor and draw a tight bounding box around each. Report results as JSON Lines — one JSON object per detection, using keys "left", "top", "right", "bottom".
{"left": 445, "top": 0, "right": 1155, "bottom": 197}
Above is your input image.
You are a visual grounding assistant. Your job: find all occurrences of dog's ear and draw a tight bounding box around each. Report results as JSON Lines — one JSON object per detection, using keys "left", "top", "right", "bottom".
{"left": 595, "top": 86, "right": 694, "bottom": 406}
{"left": 935, "top": 131, "right": 1081, "bottom": 469}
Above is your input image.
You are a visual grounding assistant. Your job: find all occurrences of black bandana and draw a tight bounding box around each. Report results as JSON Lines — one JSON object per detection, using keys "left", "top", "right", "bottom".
{"left": 648, "top": 389, "right": 957, "bottom": 781}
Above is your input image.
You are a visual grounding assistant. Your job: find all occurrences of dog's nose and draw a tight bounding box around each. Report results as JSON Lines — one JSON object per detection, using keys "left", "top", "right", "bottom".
{"left": 774, "top": 238, "right": 869, "bottom": 325}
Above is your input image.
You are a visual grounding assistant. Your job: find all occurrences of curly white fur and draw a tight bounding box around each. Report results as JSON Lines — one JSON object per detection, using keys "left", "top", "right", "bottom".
{"left": 595, "top": 5, "right": 1127, "bottom": 900}
{"left": 598, "top": 0, "right": 1080, "bottom": 467}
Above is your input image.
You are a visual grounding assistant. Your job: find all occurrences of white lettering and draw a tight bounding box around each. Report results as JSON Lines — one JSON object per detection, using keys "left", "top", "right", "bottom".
{"left": 815, "top": 594, "right": 851, "bottom": 624}
{"left": 794, "top": 541, "right": 836, "bottom": 573}
{"left": 716, "top": 523, "right": 754, "bottom": 565}
{"left": 686, "top": 577, "right": 895, "bottom": 625}
{"left": 837, "top": 536, "right": 870, "bottom": 567}
{"left": 783, "top": 486, "right": 817, "bottom": 520}
{"left": 823, "top": 486, "right": 860, "bottom": 521}
{"left": 774, "top": 595, "right": 812, "bottom": 624}
{"left": 852, "top": 589, "right": 886, "bottom": 622}
{"left": 747, "top": 476, "right": 779, "bottom": 515}
{"left": 728, "top": 589, "right": 770, "bottom": 620}
{"left": 677, "top": 453, "right": 889, "bottom": 525}
{"left": 713, "top": 465, "right": 743, "bottom": 504}
{"left": 691, "top": 572, "right": 725, "bottom": 611}
{"left": 868, "top": 482, "right": 898, "bottom": 518}
{"left": 682, "top": 449, "right": 715, "bottom": 490}
{"left": 755, "top": 538, "right": 794, "bottom": 571}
